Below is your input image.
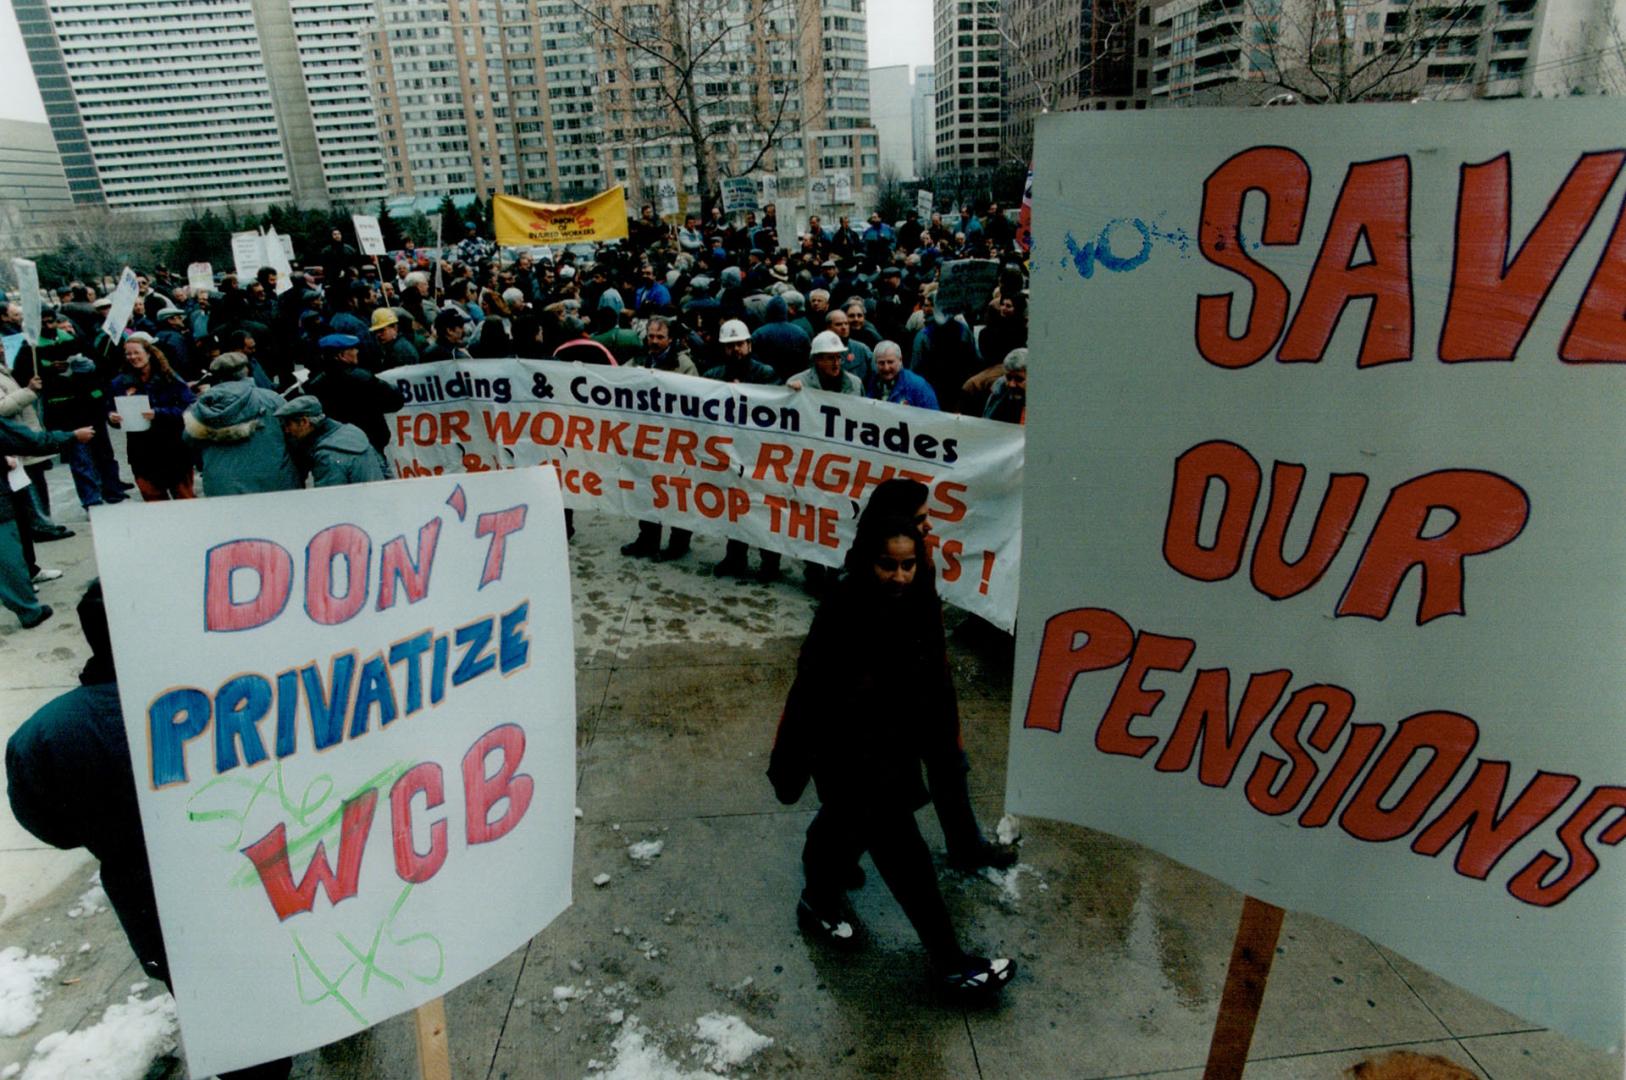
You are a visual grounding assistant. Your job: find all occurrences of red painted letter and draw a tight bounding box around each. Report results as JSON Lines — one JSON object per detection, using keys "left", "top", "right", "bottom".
{"left": 241, "top": 789, "right": 378, "bottom": 920}
{"left": 390, "top": 762, "right": 448, "bottom": 884}
{"left": 463, "top": 723, "right": 534, "bottom": 845}
{"left": 1024, "top": 607, "right": 1135, "bottom": 733}
{"left": 306, "top": 524, "right": 372, "bottom": 626}
{"left": 205, "top": 539, "right": 293, "bottom": 632}
{"left": 1164, "top": 441, "right": 1261, "bottom": 583}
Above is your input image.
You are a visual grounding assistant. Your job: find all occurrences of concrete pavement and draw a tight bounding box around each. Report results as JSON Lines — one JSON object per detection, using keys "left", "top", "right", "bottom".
{"left": 0, "top": 484, "right": 1620, "bottom": 1079}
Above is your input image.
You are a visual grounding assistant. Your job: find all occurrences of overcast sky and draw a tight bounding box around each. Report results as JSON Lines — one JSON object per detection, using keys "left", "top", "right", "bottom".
{"left": 0, "top": 0, "right": 935, "bottom": 125}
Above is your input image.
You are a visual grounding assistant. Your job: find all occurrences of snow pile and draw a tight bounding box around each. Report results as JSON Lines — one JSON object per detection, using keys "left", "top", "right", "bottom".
{"left": 995, "top": 815, "right": 1021, "bottom": 846}
{"left": 0, "top": 948, "right": 61, "bottom": 1037}
{"left": 627, "top": 840, "right": 664, "bottom": 863}
{"left": 64, "top": 883, "right": 107, "bottom": 920}
{"left": 17, "top": 990, "right": 177, "bottom": 1080}
{"left": 585, "top": 1013, "right": 771, "bottom": 1079}
{"left": 691, "top": 1013, "right": 772, "bottom": 1070}
{"left": 593, "top": 873, "right": 612, "bottom": 887}
{"left": 3, "top": 1062, "right": 21, "bottom": 1078}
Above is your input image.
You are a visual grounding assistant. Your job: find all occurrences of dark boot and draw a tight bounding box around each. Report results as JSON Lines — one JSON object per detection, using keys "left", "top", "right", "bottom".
{"left": 654, "top": 527, "right": 692, "bottom": 561}
{"left": 620, "top": 520, "right": 661, "bottom": 557}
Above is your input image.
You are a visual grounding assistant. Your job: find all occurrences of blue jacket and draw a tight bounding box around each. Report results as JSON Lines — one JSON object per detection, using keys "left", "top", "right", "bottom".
{"left": 868, "top": 367, "right": 939, "bottom": 410}
{"left": 751, "top": 296, "right": 812, "bottom": 381}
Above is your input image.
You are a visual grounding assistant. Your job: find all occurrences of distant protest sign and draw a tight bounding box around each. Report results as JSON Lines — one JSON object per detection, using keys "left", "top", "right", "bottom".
{"left": 265, "top": 226, "right": 295, "bottom": 293}
{"left": 386, "top": 360, "right": 1024, "bottom": 629}
{"left": 917, "top": 189, "right": 934, "bottom": 221}
{"left": 351, "top": 213, "right": 387, "bottom": 257}
{"left": 493, "top": 189, "right": 630, "bottom": 245}
{"left": 935, "top": 259, "right": 999, "bottom": 317}
{"left": 656, "top": 178, "right": 679, "bottom": 218}
{"left": 1013, "top": 101, "right": 1626, "bottom": 1048}
{"left": 760, "top": 173, "right": 777, "bottom": 205}
{"left": 101, "top": 266, "right": 138, "bottom": 340}
{"left": 94, "top": 470, "right": 576, "bottom": 1076}
{"left": 186, "top": 262, "right": 213, "bottom": 294}
{"left": 231, "top": 232, "right": 266, "bottom": 281}
{"left": 721, "top": 177, "right": 759, "bottom": 215}
{"left": 10, "top": 258, "right": 40, "bottom": 344}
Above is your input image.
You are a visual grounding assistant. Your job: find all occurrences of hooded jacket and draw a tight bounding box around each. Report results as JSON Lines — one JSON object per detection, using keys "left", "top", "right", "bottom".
{"left": 182, "top": 380, "right": 300, "bottom": 496}
{"left": 750, "top": 296, "right": 812, "bottom": 381}
{"left": 306, "top": 416, "right": 385, "bottom": 487}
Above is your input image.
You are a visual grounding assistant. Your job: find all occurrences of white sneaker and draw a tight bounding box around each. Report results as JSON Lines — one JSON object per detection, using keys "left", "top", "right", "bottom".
{"left": 31, "top": 568, "right": 63, "bottom": 583}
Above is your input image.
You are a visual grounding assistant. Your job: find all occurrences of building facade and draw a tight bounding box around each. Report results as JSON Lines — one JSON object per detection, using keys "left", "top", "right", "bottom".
{"left": 1000, "top": 0, "right": 1134, "bottom": 159}
{"left": 0, "top": 119, "right": 75, "bottom": 253}
{"left": 911, "top": 64, "right": 936, "bottom": 175}
{"left": 868, "top": 64, "right": 916, "bottom": 179}
{"left": 932, "top": 0, "right": 1003, "bottom": 171}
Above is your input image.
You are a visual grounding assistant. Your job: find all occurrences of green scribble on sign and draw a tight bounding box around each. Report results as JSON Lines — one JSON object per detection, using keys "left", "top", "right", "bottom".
{"left": 290, "top": 883, "right": 445, "bottom": 1022}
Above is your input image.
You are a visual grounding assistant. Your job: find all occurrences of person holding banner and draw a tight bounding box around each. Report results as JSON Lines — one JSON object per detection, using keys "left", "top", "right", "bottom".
{"left": 769, "top": 514, "right": 1016, "bottom": 1000}
{"left": 6, "top": 582, "right": 296, "bottom": 1078}
{"left": 106, "top": 335, "right": 196, "bottom": 500}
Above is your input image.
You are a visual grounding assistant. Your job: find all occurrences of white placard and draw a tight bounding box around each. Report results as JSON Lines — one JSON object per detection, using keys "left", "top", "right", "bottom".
{"left": 1014, "top": 101, "right": 1626, "bottom": 1050}
{"left": 187, "top": 262, "right": 214, "bottom": 295}
{"left": 760, "top": 173, "right": 777, "bottom": 205}
{"left": 7, "top": 463, "right": 29, "bottom": 492}
{"left": 231, "top": 232, "right": 267, "bottom": 282}
{"left": 833, "top": 174, "right": 852, "bottom": 205}
{"left": 93, "top": 469, "right": 576, "bottom": 1077}
{"left": 386, "top": 360, "right": 1025, "bottom": 629}
{"left": 352, "top": 214, "right": 387, "bottom": 257}
{"left": 113, "top": 393, "right": 151, "bottom": 432}
{"left": 264, "top": 227, "right": 294, "bottom": 294}
{"left": 10, "top": 258, "right": 40, "bottom": 345}
{"left": 656, "top": 179, "right": 679, "bottom": 218}
{"left": 917, "top": 189, "right": 934, "bottom": 220}
{"left": 721, "top": 177, "right": 759, "bottom": 215}
{"left": 101, "top": 267, "right": 139, "bottom": 340}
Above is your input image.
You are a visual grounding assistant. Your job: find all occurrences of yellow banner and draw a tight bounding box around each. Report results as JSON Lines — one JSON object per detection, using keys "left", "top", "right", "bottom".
{"left": 493, "top": 188, "right": 630, "bottom": 245}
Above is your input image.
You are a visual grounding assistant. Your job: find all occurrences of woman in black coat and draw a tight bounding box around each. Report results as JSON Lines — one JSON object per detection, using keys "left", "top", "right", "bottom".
{"left": 769, "top": 514, "right": 1015, "bottom": 999}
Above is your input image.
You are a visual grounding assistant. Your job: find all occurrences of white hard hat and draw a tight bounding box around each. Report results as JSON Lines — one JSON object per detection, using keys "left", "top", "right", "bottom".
{"left": 810, "top": 330, "right": 845, "bottom": 354}
{"left": 719, "top": 319, "right": 751, "bottom": 344}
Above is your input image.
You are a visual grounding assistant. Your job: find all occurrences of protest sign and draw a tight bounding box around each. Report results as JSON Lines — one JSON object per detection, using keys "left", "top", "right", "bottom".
{"left": 10, "top": 258, "right": 40, "bottom": 344}
{"left": 187, "top": 262, "right": 214, "bottom": 294}
{"left": 93, "top": 470, "right": 576, "bottom": 1076}
{"left": 656, "top": 178, "right": 679, "bottom": 218}
{"left": 1016, "top": 166, "right": 1034, "bottom": 252}
{"left": 917, "top": 189, "right": 934, "bottom": 221}
{"left": 265, "top": 226, "right": 294, "bottom": 293}
{"left": 493, "top": 188, "right": 630, "bottom": 245}
{"left": 935, "top": 259, "right": 1000, "bottom": 317}
{"left": 385, "top": 360, "right": 1024, "bottom": 629}
{"left": 1013, "top": 101, "right": 1626, "bottom": 1049}
{"left": 833, "top": 174, "right": 852, "bottom": 205}
{"left": 231, "top": 232, "right": 266, "bottom": 281}
{"left": 808, "top": 176, "right": 830, "bottom": 209}
{"left": 351, "top": 213, "right": 387, "bottom": 257}
{"left": 760, "top": 173, "right": 777, "bottom": 205}
{"left": 101, "top": 266, "right": 139, "bottom": 340}
{"left": 721, "top": 177, "right": 759, "bottom": 215}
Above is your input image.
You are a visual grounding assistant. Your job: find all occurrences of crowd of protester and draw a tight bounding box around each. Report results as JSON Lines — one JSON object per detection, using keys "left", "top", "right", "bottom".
{"left": 0, "top": 196, "right": 1029, "bottom": 623}
{"left": 4, "top": 198, "right": 1031, "bottom": 1056}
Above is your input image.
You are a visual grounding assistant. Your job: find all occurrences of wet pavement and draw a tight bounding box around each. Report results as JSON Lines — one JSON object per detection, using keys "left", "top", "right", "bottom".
{"left": 0, "top": 486, "right": 1620, "bottom": 1079}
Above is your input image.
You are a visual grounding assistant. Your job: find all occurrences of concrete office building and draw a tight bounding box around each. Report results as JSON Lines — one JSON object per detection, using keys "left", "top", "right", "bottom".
{"left": 869, "top": 64, "right": 917, "bottom": 179}
{"left": 0, "top": 119, "right": 75, "bottom": 253}
{"left": 15, "top": 0, "right": 390, "bottom": 213}
{"left": 1000, "top": 0, "right": 1135, "bottom": 157}
{"left": 911, "top": 64, "right": 936, "bottom": 176}
{"left": 1135, "top": 0, "right": 1617, "bottom": 105}
{"left": 932, "top": 0, "right": 1003, "bottom": 170}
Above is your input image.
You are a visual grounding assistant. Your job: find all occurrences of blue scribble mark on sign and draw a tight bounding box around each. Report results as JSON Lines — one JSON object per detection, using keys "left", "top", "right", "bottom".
{"left": 1060, "top": 217, "right": 1194, "bottom": 280}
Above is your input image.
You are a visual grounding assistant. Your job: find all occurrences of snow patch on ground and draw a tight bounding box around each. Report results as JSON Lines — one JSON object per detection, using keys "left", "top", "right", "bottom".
{"left": 691, "top": 1013, "right": 772, "bottom": 1070}
{"left": 627, "top": 840, "right": 664, "bottom": 863}
{"left": 64, "top": 883, "right": 107, "bottom": 920}
{"left": 16, "top": 991, "right": 177, "bottom": 1080}
{"left": 593, "top": 873, "right": 613, "bottom": 887}
{"left": 585, "top": 1013, "right": 771, "bottom": 1079}
{"left": 0, "top": 948, "right": 61, "bottom": 1037}
{"left": 982, "top": 862, "right": 1041, "bottom": 905}
{"left": 996, "top": 814, "right": 1021, "bottom": 845}
{"left": 3, "top": 1061, "right": 20, "bottom": 1078}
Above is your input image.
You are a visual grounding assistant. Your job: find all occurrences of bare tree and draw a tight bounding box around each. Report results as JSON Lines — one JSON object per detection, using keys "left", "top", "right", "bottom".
{"left": 1245, "top": 0, "right": 1492, "bottom": 103}
{"left": 998, "top": 0, "right": 1139, "bottom": 162}
{"left": 575, "top": 0, "right": 825, "bottom": 213}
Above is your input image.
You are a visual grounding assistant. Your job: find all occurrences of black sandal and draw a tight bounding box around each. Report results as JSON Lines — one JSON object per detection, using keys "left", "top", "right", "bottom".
{"left": 938, "top": 955, "right": 1015, "bottom": 999}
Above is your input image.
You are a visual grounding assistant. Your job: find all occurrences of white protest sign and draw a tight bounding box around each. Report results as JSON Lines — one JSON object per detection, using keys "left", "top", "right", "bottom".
{"left": 187, "top": 262, "right": 214, "bottom": 295}
{"left": 917, "top": 189, "right": 934, "bottom": 221}
{"left": 386, "top": 360, "right": 1025, "bottom": 629}
{"left": 113, "top": 394, "right": 151, "bottom": 432}
{"left": 352, "top": 214, "right": 387, "bottom": 257}
{"left": 1014, "top": 101, "right": 1626, "bottom": 1049}
{"left": 93, "top": 470, "right": 575, "bottom": 1076}
{"left": 231, "top": 232, "right": 267, "bottom": 281}
{"left": 760, "top": 173, "right": 777, "bottom": 205}
{"left": 656, "top": 179, "right": 679, "bottom": 218}
{"left": 10, "top": 258, "right": 40, "bottom": 344}
{"left": 721, "top": 177, "right": 759, "bottom": 215}
{"left": 101, "top": 267, "right": 139, "bottom": 340}
{"left": 265, "top": 227, "right": 295, "bottom": 293}
{"left": 833, "top": 174, "right": 852, "bottom": 205}
{"left": 808, "top": 176, "right": 830, "bottom": 209}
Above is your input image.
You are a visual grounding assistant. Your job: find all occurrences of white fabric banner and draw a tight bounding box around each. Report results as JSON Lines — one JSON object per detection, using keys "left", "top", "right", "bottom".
{"left": 385, "top": 360, "right": 1024, "bottom": 629}
{"left": 93, "top": 470, "right": 576, "bottom": 1076}
{"left": 1013, "top": 101, "right": 1626, "bottom": 1050}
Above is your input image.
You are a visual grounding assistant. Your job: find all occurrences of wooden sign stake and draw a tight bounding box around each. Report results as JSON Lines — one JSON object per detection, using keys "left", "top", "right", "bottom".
{"left": 1202, "top": 895, "right": 1284, "bottom": 1080}
{"left": 414, "top": 996, "right": 452, "bottom": 1080}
